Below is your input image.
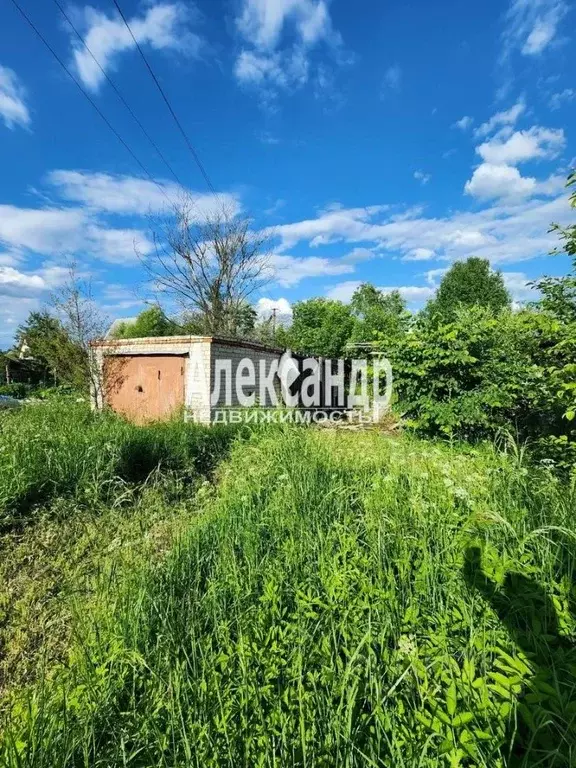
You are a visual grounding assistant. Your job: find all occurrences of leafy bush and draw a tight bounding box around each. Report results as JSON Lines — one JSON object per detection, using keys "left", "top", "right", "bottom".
{"left": 389, "top": 306, "right": 538, "bottom": 439}
{"left": 387, "top": 304, "right": 576, "bottom": 473}
{"left": 0, "top": 383, "right": 33, "bottom": 399}
{"left": 32, "top": 385, "right": 78, "bottom": 400}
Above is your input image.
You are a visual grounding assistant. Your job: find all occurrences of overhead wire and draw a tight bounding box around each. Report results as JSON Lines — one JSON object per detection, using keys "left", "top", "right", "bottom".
{"left": 9, "top": 0, "right": 175, "bottom": 208}
{"left": 109, "top": 0, "right": 218, "bottom": 197}
{"left": 51, "top": 0, "right": 183, "bottom": 189}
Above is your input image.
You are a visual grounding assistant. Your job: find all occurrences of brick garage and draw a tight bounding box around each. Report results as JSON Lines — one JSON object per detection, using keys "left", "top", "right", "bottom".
{"left": 91, "top": 336, "right": 284, "bottom": 424}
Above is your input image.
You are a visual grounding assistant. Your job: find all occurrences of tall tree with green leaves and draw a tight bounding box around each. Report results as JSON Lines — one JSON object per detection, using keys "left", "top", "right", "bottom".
{"left": 349, "top": 284, "right": 410, "bottom": 347}
{"left": 281, "top": 298, "right": 354, "bottom": 358}
{"left": 15, "top": 311, "right": 82, "bottom": 388}
{"left": 427, "top": 258, "right": 511, "bottom": 319}
{"left": 112, "top": 306, "right": 180, "bottom": 339}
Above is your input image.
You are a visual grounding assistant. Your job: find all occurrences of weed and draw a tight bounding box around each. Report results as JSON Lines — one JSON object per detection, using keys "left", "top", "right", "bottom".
{"left": 2, "top": 429, "right": 575, "bottom": 766}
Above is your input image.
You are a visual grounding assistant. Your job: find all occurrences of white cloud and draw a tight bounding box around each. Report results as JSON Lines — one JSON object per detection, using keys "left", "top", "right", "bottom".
{"left": 270, "top": 253, "right": 354, "bottom": 287}
{"left": 237, "top": 0, "right": 333, "bottom": 49}
{"left": 0, "top": 205, "right": 87, "bottom": 254}
{"left": 425, "top": 268, "right": 449, "bottom": 286}
{"left": 414, "top": 170, "right": 431, "bottom": 185}
{"left": 465, "top": 163, "right": 537, "bottom": 200}
{"left": 523, "top": 13, "right": 562, "bottom": 53}
{"left": 381, "top": 64, "right": 401, "bottom": 95}
{"left": 70, "top": 3, "right": 202, "bottom": 91}
{"left": 234, "top": 0, "right": 343, "bottom": 95}
{"left": 0, "top": 264, "right": 69, "bottom": 298}
{"left": 85, "top": 225, "right": 153, "bottom": 263}
{"left": 326, "top": 280, "right": 434, "bottom": 305}
{"left": 47, "top": 170, "right": 239, "bottom": 218}
{"left": 402, "top": 247, "right": 436, "bottom": 262}
{"left": 0, "top": 65, "right": 30, "bottom": 130}
{"left": 273, "top": 191, "right": 575, "bottom": 267}
{"left": 549, "top": 88, "right": 575, "bottom": 110}
{"left": 501, "top": 270, "right": 537, "bottom": 302}
{"left": 274, "top": 204, "right": 388, "bottom": 252}
{"left": 256, "top": 297, "right": 293, "bottom": 324}
{"left": 0, "top": 265, "right": 73, "bottom": 344}
{"left": 0, "top": 267, "right": 44, "bottom": 297}
{"left": 453, "top": 115, "right": 473, "bottom": 131}
{"left": 0, "top": 251, "right": 23, "bottom": 267}
{"left": 0, "top": 297, "right": 40, "bottom": 344}
{"left": 474, "top": 100, "right": 525, "bottom": 138}
{"left": 234, "top": 48, "right": 308, "bottom": 89}
{"left": 0, "top": 203, "right": 152, "bottom": 264}
{"left": 503, "top": 0, "right": 568, "bottom": 57}
{"left": 476, "top": 126, "right": 565, "bottom": 165}
{"left": 258, "top": 130, "right": 281, "bottom": 145}
{"left": 342, "top": 247, "right": 377, "bottom": 263}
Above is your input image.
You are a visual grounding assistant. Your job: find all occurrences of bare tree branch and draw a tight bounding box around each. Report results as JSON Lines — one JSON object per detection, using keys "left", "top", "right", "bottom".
{"left": 50, "top": 261, "right": 109, "bottom": 393}
{"left": 139, "top": 195, "right": 272, "bottom": 336}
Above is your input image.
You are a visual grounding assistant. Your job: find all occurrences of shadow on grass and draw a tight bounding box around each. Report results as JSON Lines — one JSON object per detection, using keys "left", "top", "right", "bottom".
{"left": 464, "top": 546, "right": 576, "bottom": 767}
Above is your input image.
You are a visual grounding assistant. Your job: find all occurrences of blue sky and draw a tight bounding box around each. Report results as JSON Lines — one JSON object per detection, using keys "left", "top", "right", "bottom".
{"left": 0, "top": 0, "right": 575, "bottom": 342}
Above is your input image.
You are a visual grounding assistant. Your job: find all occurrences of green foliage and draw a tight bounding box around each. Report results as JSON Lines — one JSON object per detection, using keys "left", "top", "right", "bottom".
{"left": 0, "top": 476, "right": 196, "bottom": 710}
{"left": 390, "top": 306, "right": 542, "bottom": 439}
{"left": 283, "top": 297, "right": 354, "bottom": 357}
{"left": 15, "top": 311, "right": 87, "bottom": 391}
{"left": 549, "top": 171, "right": 576, "bottom": 261}
{"left": 427, "top": 258, "right": 511, "bottom": 320}
{"left": 531, "top": 172, "right": 576, "bottom": 441}
{"left": 0, "top": 383, "right": 33, "bottom": 399}
{"left": 112, "top": 306, "right": 181, "bottom": 339}
{"left": 2, "top": 428, "right": 576, "bottom": 766}
{"left": 113, "top": 302, "right": 259, "bottom": 341}
{"left": 349, "top": 285, "right": 410, "bottom": 347}
{"left": 232, "top": 301, "right": 258, "bottom": 337}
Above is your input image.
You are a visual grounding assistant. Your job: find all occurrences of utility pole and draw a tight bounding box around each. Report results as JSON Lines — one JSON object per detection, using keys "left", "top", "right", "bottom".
{"left": 271, "top": 307, "right": 278, "bottom": 343}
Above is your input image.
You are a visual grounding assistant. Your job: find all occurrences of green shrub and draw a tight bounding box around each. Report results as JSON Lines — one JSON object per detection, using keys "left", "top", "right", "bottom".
{"left": 0, "top": 383, "right": 33, "bottom": 399}
{"left": 33, "top": 385, "right": 78, "bottom": 400}
{"left": 389, "top": 306, "right": 538, "bottom": 439}
{"left": 388, "top": 306, "right": 576, "bottom": 473}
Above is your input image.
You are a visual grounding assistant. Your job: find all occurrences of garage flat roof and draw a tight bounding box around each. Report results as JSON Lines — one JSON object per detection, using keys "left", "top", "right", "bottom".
{"left": 91, "top": 335, "right": 284, "bottom": 355}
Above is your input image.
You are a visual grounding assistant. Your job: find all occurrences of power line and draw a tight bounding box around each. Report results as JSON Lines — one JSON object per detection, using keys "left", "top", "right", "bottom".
{"left": 110, "top": 0, "right": 218, "bottom": 197}
{"left": 51, "top": 0, "right": 183, "bottom": 188}
{"left": 9, "top": 0, "right": 174, "bottom": 207}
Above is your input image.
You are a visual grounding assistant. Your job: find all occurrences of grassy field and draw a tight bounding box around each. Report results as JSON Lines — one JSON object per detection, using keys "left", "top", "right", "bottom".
{"left": 1, "top": 405, "right": 576, "bottom": 766}
{"left": 0, "top": 400, "right": 238, "bottom": 527}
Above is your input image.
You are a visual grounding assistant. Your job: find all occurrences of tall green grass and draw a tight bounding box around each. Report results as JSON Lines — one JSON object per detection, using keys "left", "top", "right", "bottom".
{"left": 0, "top": 401, "right": 238, "bottom": 527}
{"left": 3, "top": 428, "right": 576, "bottom": 766}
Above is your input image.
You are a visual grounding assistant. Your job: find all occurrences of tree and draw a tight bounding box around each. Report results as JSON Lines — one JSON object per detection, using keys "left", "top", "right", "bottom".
{"left": 283, "top": 298, "right": 354, "bottom": 358}
{"left": 534, "top": 172, "right": 576, "bottom": 324}
{"left": 234, "top": 301, "right": 258, "bottom": 337}
{"left": 530, "top": 170, "right": 576, "bottom": 464}
{"left": 15, "top": 265, "right": 107, "bottom": 392}
{"left": 113, "top": 306, "right": 180, "bottom": 339}
{"left": 389, "top": 305, "right": 542, "bottom": 440}
{"left": 427, "top": 258, "right": 511, "bottom": 319}
{"left": 142, "top": 197, "right": 271, "bottom": 336}
{"left": 349, "top": 284, "right": 410, "bottom": 347}
{"left": 15, "top": 311, "right": 80, "bottom": 388}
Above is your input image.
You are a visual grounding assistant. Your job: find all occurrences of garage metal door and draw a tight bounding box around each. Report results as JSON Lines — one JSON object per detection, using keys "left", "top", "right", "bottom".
{"left": 104, "top": 355, "right": 185, "bottom": 423}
